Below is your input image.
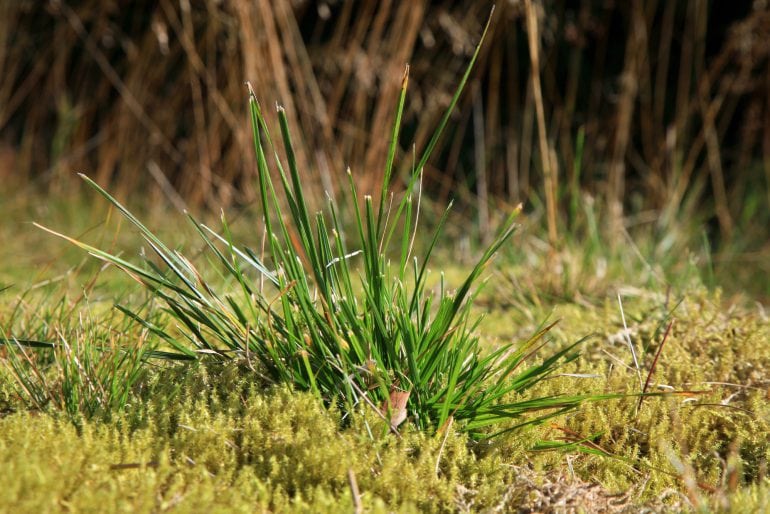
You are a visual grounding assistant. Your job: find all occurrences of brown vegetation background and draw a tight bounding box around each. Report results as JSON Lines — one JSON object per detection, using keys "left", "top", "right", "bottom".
{"left": 2, "top": 1, "right": 770, "bottom": 243}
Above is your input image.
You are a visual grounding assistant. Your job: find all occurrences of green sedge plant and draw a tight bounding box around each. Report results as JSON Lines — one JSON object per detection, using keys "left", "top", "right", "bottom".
{"left": 35, "top": 13, "right": 606, "bottom": 437}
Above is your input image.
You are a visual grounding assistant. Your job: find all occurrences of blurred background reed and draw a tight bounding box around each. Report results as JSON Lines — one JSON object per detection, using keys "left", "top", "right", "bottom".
{"left": 2, "top": 1, "right": 769, "bottom": 260}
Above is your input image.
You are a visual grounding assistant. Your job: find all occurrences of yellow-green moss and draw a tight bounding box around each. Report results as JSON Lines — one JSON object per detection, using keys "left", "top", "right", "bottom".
{"left": 0, "top": 362, "right": 522, "bottom": 512}
{"left": 489, "top": 287, "right": 770, "bottom": 505}
{"left": 3, "top": 251, "right": 769, "bottom": 512}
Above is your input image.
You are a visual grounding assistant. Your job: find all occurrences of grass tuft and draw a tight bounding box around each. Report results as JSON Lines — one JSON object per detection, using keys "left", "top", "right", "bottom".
{"left": 26, "top": 15, "right": 605, "bottom": 437}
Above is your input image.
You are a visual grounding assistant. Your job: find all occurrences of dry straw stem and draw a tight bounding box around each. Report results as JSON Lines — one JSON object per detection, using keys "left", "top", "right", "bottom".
{"left": 607, "top": 0, "right": 643, "bottom": 240}
{"left": 524, "top": 0, "right": 558, "bottom": 246}
{"left": 347, "top": 468, "right": 363, "bottom": 514}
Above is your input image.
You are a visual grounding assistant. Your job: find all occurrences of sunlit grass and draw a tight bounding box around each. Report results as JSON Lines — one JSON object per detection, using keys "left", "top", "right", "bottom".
{"left": 1, "top": 7, "right": 769, "bottom": 511}
{"left": 14, "top": 15, "right": 617, "bottom": 439}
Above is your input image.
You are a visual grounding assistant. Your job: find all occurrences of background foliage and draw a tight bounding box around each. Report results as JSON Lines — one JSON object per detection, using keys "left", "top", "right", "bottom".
{"left": 3, "top": 1, "right": 770, "bottom": 235}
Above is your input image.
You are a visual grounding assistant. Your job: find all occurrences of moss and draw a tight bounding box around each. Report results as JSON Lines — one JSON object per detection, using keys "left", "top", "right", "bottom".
{"left": 3, "top": 249, "right": 769, "bottom": 511}
{"left": 496, "top": 287, "right": 770, "bottom": 506}
{"left": 713, "top": 479, "right": 770, "bottom": 513}
{"left": 0, "top": 363, "right": 523, "bottom": 512}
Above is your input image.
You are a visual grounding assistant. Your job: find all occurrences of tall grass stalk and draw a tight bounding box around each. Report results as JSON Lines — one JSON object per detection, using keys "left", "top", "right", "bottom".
{"left": 524, "top": 0, "right": 558, "bottom": 246}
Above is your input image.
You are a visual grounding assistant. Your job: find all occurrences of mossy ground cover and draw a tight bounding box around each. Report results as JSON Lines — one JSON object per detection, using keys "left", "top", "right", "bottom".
{"left": 2, "top": 194, "right": 769, "bottom": 513}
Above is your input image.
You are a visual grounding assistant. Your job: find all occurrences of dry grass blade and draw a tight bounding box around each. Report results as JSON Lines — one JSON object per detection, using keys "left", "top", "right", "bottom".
{"left": 524, "top": 0, "right": 558, "bottom": 246}
{"left": 381, "top": 388, "right": 410, "bottom": 429}
{"left": 637, "top": 320, "right": 674, "bottom": 413}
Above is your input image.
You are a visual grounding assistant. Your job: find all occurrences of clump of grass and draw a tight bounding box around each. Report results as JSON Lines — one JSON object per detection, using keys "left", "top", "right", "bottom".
{"left": 33, "top": 15, "right": 602, "bottom": 437}
{"left": 0, "top": 286, "right": 153, "bottom": 421}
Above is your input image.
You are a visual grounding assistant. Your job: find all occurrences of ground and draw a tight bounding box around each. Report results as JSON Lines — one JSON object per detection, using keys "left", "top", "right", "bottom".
{"left": 1, "top": 193, "right": 768, "bottom": 513}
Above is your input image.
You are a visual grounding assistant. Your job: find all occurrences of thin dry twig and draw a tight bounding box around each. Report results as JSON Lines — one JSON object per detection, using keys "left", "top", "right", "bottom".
{"left": 347, "top": 468, "right": 363, "bottom": 514}
{"left": 637, "top": 319, "right": 673, "bottom": 414}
